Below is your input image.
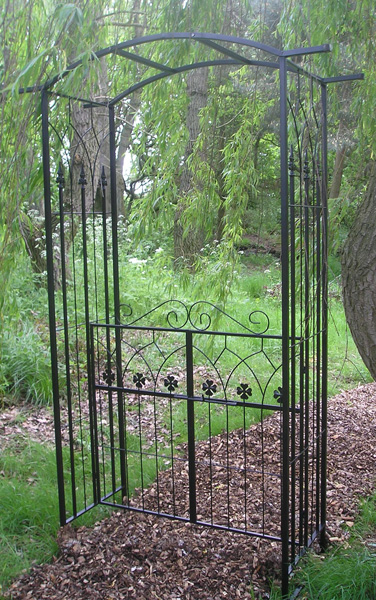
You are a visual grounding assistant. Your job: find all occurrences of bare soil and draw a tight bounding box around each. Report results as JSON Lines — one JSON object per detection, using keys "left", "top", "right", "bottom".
{"left": 2, "top": 383, "right": 376, "bottom": 599}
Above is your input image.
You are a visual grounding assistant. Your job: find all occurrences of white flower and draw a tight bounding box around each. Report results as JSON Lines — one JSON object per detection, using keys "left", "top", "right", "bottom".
{"left": 129, "top": 257, "right": 147, "bottom": 264}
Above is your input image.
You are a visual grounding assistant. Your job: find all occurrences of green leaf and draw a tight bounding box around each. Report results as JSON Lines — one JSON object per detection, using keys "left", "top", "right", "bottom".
{"left": 5, "top": 48, "right": 50, "bottom": 94}
{"left": 54, "top": 3, "right": 83, "bottom": 32}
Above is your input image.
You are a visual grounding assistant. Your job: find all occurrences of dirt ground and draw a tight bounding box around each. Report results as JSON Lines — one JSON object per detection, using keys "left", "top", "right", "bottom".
{"left": 2, "top": 382, "right": 376, "bottom": 599}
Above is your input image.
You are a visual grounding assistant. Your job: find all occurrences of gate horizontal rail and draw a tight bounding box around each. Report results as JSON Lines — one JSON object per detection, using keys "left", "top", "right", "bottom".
{"left": 94, "top": 383, "right": 299, "bottom": 412}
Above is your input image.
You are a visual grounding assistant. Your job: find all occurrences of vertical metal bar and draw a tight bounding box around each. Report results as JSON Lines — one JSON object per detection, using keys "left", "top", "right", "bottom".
{"left": 79, "top": 166, "right": 99, "bottom": 506}
{"left": 303, "top": 153, "right": 310, "bottom": 546}
{"left": 109, "top": 105, "right": 127, "bottom": 496}
{"left": 208, "top": 400, "right": 214, "bottom": 524}
{"left": 101, "top": 167, "right": 111, "bottom": 326}
{"left": 109, "top": 106, "right": 120, "bottom": 324}
{"left": 310, "top": 151, "right": 316, "bottom": 540}
{"left": 242, "top": 382, "right": 248, "bottom": 531}
{"left": 226, "top": 400, "right": 230, "bottom": 528}
{"left": 320, "top": 83, "right": 329, "bottom": 548}
{"left": 299, "top": 338, "right": 305, "bottom": 548}
{"left": 315, "top": 154, "right": 322, "bottom": 532}
{"left": 289, "top": 146, "right": 296, "bottom": 563}
{"left": 186, "top": 331, "right": 197, "bottom": 523}
{"left": 152, "top": 354, "right": 161, "bottom": 512}
{"left": 57, "top": 165, "right": 77, "bottom": 517}
{"left": 298, "top": 138, "right": 305, "bottom": 551}
{"left": 138, "top": 382, "right": 145, "bottom": 510}
{"left": 279, "top": 55, "right": 290, "bottom": 599}
{"left": 41, "top": 90, "right": 66, "bottom": 526}
{"left": 90, "top": 324, "right": 101, "bottom": 502}
{"left": 67, "top": 96, "right": 87, "bottom": 511}
{"left": 310, "top": 151, "right": 318, "bottom": 535}
{"left": 101, "top": 169, "right": 116, "bottom": 495}
{"left": 169, "top": 387, "right": 176, "bottom": 515}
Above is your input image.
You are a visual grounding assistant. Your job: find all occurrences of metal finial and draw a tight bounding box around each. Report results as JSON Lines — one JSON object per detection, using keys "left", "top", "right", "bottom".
{"left": 288, "top": 145, "right": 295, "bottom": 175}
{"left": 78, "top": 164, "right": 87, "bottom": 187}
{"left": 56, "top": 162, "right": 65, "bottom": 188}
{"left": 101, "top": 165, "right": 107, "bottom": 188}
{"left": 304, "top": 149, "right": 310, "bottom": 179}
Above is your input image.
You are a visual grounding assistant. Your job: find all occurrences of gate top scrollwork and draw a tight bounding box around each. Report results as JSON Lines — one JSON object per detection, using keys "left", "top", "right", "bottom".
{"left": 119, "top": 299, "right": 271, "bottom": 336}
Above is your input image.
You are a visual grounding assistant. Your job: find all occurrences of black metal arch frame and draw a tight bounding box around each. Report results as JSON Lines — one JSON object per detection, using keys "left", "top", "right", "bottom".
{"left": 33, "top": 33, "right": 363, "bottom": 598}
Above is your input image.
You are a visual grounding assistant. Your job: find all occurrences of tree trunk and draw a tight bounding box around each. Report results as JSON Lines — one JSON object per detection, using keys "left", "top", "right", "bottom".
{"left": 67, "top": 98, "right": 108, "bottom": 213}
{"left": 329, "top": 144, "right": 347, "bottom": 199}
{"left": 174, "top": 67, "right": 209, "bottom": 266}
{"left": 341, "top": 160, "right": 376, "bottom": 379}
{"left": 115, "top": 89, "right": 142, "bottom": 216}
{"left": 114, "top": 0, "right": 144, "bottom": 216}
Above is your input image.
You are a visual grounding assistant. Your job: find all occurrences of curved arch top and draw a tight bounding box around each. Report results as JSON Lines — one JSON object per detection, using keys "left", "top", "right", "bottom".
{"left": 40, "top": 32, "right": 332, "bottom": 102}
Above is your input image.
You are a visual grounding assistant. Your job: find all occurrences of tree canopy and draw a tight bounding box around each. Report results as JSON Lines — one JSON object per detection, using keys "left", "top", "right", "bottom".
{"left": 1, "top": 0, "right": 375, "bottom": 374}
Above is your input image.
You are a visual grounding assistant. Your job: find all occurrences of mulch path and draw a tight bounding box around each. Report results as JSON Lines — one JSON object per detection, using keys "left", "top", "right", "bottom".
{"left": 2, "top": 383, "right": 376, "bottom": 599}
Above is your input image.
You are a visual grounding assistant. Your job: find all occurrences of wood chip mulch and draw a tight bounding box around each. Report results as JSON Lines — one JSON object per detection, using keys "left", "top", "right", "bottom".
{"left": 3, "top": 382, "right": 376, "bottom": 599}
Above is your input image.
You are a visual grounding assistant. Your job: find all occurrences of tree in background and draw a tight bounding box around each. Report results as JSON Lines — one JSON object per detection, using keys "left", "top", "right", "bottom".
{"left": 279, "top": 0, "right": 376, "bottom": 379}
{"left": 2, "top": 0, "right": 376, "bottom": 377}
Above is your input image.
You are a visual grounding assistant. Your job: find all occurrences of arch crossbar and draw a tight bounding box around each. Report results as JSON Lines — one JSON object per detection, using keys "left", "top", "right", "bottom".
{"left": 24, "top": 32, "right": 335, "bottom": 98}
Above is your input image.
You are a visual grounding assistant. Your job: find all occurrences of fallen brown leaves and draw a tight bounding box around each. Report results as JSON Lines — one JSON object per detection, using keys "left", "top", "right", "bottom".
{"left": 3, "top": 382, "right": 376, "bottom": 599}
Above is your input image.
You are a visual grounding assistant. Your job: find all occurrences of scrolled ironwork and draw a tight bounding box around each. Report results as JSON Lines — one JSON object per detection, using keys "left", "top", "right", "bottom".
{"left": 165, "top": 301, "right": 189, "bottom": 329}
{"left": 119, "top": 303, "right": 133, "bottom": 321}
{"left": 273, "top": 386, "right": 283, "bottom": 403}
{"left": 121, "top": 299, "right": 189, "bottom": 329}
{"left": 187, "top": 301, "right": 213, "bottom": 331}
{"left": 120, "top": 299, "right": 271, "bottom": 335}
{"left": 248, "top": 310, "right": 270, "bottom": 335}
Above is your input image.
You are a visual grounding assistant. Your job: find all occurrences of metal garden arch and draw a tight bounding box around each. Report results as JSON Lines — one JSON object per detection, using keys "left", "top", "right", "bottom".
{"left": 33, "top": 33, "right": 363, "bottom": 597}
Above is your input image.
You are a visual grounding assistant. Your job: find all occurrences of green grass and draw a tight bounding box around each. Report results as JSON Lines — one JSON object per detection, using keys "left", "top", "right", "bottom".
{"left": 293, "top": 493, "right": 376, "bottom": 599}
{"left": 298, "top": 546, "right": 376, "bottom": 599}
{"left": 0, "top": 326, "right": 52, "bottom": 406}
{"left": 0, "top": 251, "right": 52, "bottom": 407}
{"left": 0, "top": 440, "right": 113, "bottom": 593}
{"left": 0, "top": 442, "right": 60, "bottom": 589}
{"left": 264, "top": 494, "right": 376, "bottom": 600}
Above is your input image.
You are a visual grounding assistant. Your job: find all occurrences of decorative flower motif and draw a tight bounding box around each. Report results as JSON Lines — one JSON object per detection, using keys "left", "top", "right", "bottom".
{"left": 133, "top": 372, "right": 146, "bottom": 389}
{"left": 102, "top": 368, "right": 115, "bottom": 386}
{"left": 164, "top": 375, "right": 178, "bottom": 393}
{"left": 202, "top": 379, "right": 217, "bottom": 398}
{"left": 237, "top": 383, "right": 252, "bottom": 400}
{"left": 273, "top": 387, "right": 283, "bottom": 402}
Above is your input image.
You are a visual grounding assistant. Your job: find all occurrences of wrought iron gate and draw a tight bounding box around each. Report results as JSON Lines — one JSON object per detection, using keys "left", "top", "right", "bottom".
{"left": 89, "top": 304, "right": 283, "bottom": 535}
{"left": 34, "top": 33, "right": 363, "bottom": 597}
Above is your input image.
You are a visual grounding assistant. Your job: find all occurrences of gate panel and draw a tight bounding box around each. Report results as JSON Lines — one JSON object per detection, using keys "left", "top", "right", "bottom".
{"left": 286, "top": 70, "right": 328, "bottom": 569}
{"left": 90, "top": 304, "right": 285, "bottom": 539}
